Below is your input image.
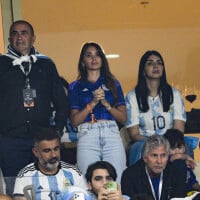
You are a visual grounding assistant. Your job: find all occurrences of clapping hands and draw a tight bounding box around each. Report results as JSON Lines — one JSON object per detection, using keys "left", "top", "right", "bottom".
{"left": 92, "top": 87, "right": 110, "bottom": 108}
{"left": 93, "top": 87, "right": 105, "bottom": 101}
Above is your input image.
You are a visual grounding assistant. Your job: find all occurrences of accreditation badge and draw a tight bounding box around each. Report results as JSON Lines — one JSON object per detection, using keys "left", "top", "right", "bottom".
{"left": 23, "top": 88, "right": 36, "bottom": 107}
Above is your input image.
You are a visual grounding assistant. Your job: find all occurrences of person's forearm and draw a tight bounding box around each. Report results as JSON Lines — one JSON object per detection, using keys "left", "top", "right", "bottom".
{"left": 173, "top": 120, "right": 185, "bottom": 133}
{"left": 105, "top": 104, "right": 127, "bottom": 124}
{"left": 70, "top": 100, "right": 98, "bottom": 127}
{"left": 127, "top": 127, "right": 145, "bottom": 142}
{"left": 132, "top": 133, "right": 146, "bottom": 141}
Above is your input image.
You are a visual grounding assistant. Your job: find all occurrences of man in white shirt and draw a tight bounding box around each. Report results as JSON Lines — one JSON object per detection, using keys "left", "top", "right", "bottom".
{"left": 13, "top": 127, "right": 87, "bottom": 200}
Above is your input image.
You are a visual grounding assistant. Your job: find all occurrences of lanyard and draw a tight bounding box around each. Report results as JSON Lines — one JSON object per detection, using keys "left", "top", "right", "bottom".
{"left": 22, "top": 61, "right": 31, "bottom": 89}
{"left": 22, "top": 61, "right": 30, "bottom": 76}
{"left": 145, "top": 166, "right": 163, "bottom": 200}
{"left": 86, "top": 103, "right": 96, "bottom": 123}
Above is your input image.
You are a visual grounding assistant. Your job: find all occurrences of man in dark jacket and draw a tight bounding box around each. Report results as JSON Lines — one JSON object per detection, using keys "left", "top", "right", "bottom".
{"left": 121, "top": 135, "right": 187, "bottom": 200}
{"left": 0, "top": 20, "right": 68, "bottom": 194}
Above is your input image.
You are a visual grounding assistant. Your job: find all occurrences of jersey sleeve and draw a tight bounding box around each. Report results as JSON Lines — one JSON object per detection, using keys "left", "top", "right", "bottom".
{"left": 125, "top": 90, "right": 140, "bottom": 128}
{"left": 73, "top": 171, "right": 88, "bottom": 190}
{"left": 173, "top": 88, "right": 187, "bottom": 122}
{"left": 13, "top": 176, "right": 32, "bottom": 197}
{"left": 68, "top": 81, "right": 81, "bottom": 110}
{"left": 115, "top": 80, "right": 126, "bottom": 106}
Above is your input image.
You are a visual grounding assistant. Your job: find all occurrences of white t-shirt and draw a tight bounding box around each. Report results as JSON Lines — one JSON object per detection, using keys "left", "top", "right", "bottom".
{"left": 125, "top": 88, "right": 186, "bottom": 136}
{"left": 13, "top": 161, "right": 87, "bottom": 200}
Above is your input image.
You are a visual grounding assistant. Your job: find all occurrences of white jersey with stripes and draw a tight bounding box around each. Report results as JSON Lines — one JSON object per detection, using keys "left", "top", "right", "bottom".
{"left": 13, "top": 161, "right": 87, "bottom": 200}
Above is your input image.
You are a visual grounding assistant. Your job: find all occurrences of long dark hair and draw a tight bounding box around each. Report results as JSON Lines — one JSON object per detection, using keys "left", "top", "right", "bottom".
{"left": 135, "top": 50, "right": 173, "bottom": 112}
{"left": 77, "top": 42, "right": 119, "bottom": 104}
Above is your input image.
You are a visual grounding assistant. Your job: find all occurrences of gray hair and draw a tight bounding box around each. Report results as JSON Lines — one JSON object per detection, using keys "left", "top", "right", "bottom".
{"left": 142, "top": 135, "right": 170, "bottom": 157}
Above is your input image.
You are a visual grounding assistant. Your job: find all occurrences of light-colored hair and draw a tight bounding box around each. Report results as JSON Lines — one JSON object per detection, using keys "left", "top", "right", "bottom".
{"left": 142, "top": 135, "right": 170, "bottom": 157}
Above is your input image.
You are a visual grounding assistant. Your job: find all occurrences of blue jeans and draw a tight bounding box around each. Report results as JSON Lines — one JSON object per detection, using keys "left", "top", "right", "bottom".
{"left": 77, "top": 121, "right": 126, "bottom": 183}
{"left": 128, "top": 140, "right": 145, "bottom": 166}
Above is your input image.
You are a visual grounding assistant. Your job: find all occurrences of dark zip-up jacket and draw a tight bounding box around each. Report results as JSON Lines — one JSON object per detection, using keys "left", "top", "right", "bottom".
{"left": 0, "top": 55, "right": 69, "bottom": 137}
{"left": 121, "top": 159, "right": 187, "bottom": 200}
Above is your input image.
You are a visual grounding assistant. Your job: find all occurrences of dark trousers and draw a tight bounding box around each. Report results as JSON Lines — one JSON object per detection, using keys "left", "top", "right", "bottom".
{"left": 61, "top": 145, "right": 77, "bottom": 165}
{"left": 0, "top": 137, "right": 34, "bottom": 195}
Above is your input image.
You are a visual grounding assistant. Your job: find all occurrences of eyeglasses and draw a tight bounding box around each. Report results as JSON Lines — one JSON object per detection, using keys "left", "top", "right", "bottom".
{"left": 94, "top": 176, "right": 113, "bottom": 181}
{"left": 146, "top": 60, "right": 163, "bottom": 67}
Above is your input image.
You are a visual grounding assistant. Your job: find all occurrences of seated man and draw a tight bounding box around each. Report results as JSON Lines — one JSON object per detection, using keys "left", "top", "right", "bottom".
{"left": 13, "top": 127, "right": 87, "bottom": 200}
{"left": 164, "top": 128, "right": 200, "bottom": 192}
{"left": 121, "top": 135, "right": 187, "bottom": 200}
{"left": 86, "top": 161, "right": 129, "bottom": 200}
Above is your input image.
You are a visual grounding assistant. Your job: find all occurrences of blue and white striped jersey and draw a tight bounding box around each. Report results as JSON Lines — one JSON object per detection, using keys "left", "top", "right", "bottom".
{"left": 126, "top": 88, "right": 186, "bottom": 136}
{"left": 13, "top": 161, "right": 87, "bottom": 200}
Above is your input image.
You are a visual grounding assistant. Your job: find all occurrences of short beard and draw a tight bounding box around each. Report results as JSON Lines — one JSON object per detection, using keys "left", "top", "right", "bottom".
{"left": 39, "top": 158, "right": 60, "bottom": 172}
{"left": 45, "top": 161, "right": 59, "bottom": 171}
